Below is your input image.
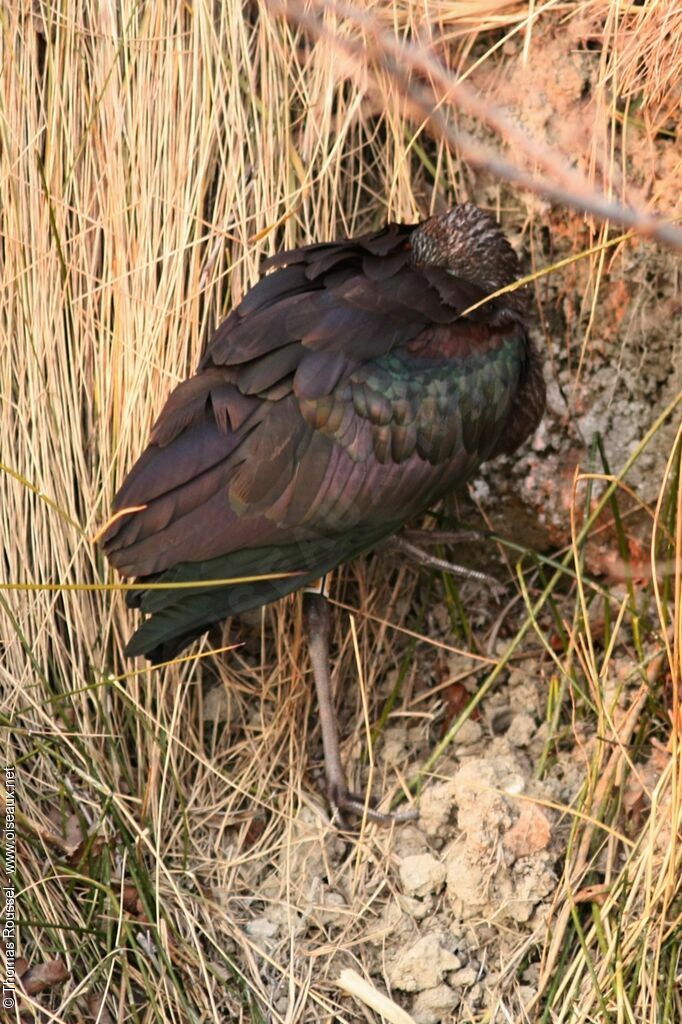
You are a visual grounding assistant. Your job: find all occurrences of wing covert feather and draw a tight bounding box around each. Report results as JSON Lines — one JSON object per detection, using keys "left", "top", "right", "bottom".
{"left": 102, "top": 214, "right": 541, "bottom": 660}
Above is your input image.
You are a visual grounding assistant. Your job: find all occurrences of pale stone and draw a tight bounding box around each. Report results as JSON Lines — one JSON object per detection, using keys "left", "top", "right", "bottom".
{"left": 456, "top": 718, "right": 483, "bottom": 746}
{"left": 418, "top": 778, "right": 459, "bottom": 838}
{"left": 449, "top": 965, "right": 478, "bottom": 987}
{"left": 388, "top": 933, "right": 462, "bottom": 993}
{"left": 412, "top": 983, "right": 460, "bottom": 1024}
{"left": 505, "top": 712, "right": 537, "bottom": 748}
{"left": 245, "top": 917, "right": 279, "bottom": 943}
{"left": 398, "top": 853, "right": 446, "bottom": 898}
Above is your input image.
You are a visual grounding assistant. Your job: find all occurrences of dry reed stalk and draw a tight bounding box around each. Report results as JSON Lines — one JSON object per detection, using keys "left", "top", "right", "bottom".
{"left": 1, "top": 1, "right": 680, "bottom": 1020}
{"left": 272, "top": 0, "right": 682, "bottom": 248}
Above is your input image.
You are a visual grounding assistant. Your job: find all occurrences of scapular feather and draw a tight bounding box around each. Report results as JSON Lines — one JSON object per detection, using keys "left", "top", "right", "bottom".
{"left": 102, "top": 204, "right": 545, "bottom": 662}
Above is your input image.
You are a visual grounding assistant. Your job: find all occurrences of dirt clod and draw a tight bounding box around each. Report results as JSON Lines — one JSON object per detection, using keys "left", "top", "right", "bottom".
{"left": 398, "top": 852, "right": 446, "bottom": 898}
{"left": 412, "top": 983, "right": 460, "bottom": 1024}
{"left": 388, "top": 932, "right": 462, "bottom": 993}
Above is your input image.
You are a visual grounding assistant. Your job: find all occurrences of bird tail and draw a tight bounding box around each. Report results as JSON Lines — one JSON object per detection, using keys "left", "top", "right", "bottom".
{"left": 122, "top": 528, "right": 392, "bottom": 664}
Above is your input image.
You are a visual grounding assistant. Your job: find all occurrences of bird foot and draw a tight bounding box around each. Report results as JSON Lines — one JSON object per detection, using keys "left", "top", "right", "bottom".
{"left": 326, "top": 780, "right": 419, "bottom": 829}
{"left": 386, "top": 535, "right": 503, "bottom": 594}
{"left": 401, "top": 528, "right": 491, "bottom": 546}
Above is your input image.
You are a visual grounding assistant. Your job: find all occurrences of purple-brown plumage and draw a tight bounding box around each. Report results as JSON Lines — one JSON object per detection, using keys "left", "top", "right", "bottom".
{"left": 102, "top": 203, "right": 545, "bottom": 664}
{"left": 101, "top": 201, "right": 548, "bottom": 825}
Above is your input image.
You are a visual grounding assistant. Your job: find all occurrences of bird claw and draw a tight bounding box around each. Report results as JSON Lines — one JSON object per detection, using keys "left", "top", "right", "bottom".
{"left": 326, "top": 781, "right": 419, "bottom": 829}
{"left": 387, "top": 535, "right": 502, "bottom": 589}
{"left": 401, "top": 528, "right": 491, "bottom": 546}
{"left": 488, "top": 579, "right": 508, "bottom": 603}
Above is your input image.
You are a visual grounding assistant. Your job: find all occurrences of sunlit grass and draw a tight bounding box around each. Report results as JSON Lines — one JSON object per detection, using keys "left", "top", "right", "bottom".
{"left": 1, "top": 0, "right": 680, "bottom": 1020}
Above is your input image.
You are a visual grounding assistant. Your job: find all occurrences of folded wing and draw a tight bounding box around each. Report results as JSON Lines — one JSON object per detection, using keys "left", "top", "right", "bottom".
{"left": 101, "top": 222, "right": 530, "bottom": 660}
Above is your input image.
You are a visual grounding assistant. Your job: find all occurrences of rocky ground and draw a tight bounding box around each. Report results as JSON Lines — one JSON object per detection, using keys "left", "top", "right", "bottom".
{"left": 212, "top": 14, "right": 680, "bottom": 1022}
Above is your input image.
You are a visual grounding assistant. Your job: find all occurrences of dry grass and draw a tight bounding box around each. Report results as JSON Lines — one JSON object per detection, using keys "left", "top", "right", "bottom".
{"left": 1, "top": 1, "right": 680, "bottom": 1021}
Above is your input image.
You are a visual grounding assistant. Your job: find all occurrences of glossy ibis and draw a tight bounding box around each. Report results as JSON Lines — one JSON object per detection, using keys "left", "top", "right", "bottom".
{"left": 101, "top": 203, "right": 545, "bottom": 823}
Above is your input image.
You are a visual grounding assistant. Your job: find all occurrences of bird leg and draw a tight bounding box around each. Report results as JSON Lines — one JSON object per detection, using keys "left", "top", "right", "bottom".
{"left": 303, "top": 589, "right": 418, "bottom": 828}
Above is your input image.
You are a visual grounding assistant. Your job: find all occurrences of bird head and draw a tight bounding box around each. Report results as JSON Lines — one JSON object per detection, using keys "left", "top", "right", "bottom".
{"left": 410, "top": 202, "right": 526, "bottom": 313}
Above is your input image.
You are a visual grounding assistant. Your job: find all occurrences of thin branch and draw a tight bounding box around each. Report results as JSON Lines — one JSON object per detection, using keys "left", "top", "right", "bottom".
{"left": 271, "top": 0, "right": 682, "bottom": 250}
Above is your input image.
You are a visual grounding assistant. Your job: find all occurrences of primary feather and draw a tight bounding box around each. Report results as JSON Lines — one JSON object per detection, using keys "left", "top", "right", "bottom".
{"left": 102, "top": 204, "right": 545, "bottom": 662}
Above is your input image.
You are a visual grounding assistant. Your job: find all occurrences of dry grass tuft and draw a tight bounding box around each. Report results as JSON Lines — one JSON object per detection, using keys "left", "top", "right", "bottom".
{"left": 1, "top": 1, "right": 680, "bottom": 1021}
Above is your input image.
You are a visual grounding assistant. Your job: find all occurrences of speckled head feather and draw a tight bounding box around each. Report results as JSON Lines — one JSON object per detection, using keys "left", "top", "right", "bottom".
{"left": 410, "top": 202, "right": 527, "bottom": 315}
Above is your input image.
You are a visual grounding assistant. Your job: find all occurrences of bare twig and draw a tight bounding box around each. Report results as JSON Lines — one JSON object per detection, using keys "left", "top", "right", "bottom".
{"left": 271, "top": 0, "right": 682, "bottom": 249}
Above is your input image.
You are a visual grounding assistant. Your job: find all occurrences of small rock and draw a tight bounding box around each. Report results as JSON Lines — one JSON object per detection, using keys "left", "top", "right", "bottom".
{"left": 398, "top": 853, "right": 446, "bottom": 898}
{"left": 382, "top": 723, "right": 411, "bottom": 764}
{"left": 263, "top": 902, "right": 305, "bottom": 936}
{"left": 530, "top": 720, "right": 549, "bottom": 752}
{"left": 245, "top": 917, "right": 279, "bottom": 944}
{"left": 418, "top": 778, "right": 458, "bottom": 838}
{"left": 388, "top": 933, "right": 461, "bottom": 993}
{"left": 452, "top": 758, "right": 517, "bottom": 842}
{"left": 444, "top": 847, "right": 488, "bottom": 919}
{"left": 399, "top": 893, "right": 435, "bottom": 921}
{"left": 506, "top": 674, "right": 542, "bottom": 716}
{"left": 503, "top": 802, "right": 552, "bottom": 859}
{"left": 449, "top": 965, "right": 478, "bottom": 987}
{"left": 506, "top": 712, "right": 537, "bottom": 748}
{"left": 412, "top": 983, "right": 460, "bottom": 1024}
{"left": 455, "top": 718, "right": 483, "bottom": 745}
{"left": 305, "top": 884, "right": 348, "bottom": 928}
{"left": 281, "top": 805, "right": 344, "bottom": 890}
{"left": 372, "top": 898, "right": 415, "bottom": 945}
{"left": 517, "top": 984, "right": 537, "bottom": 1009}
{"left": 507, "top": 855, "right": 556, "bottom": 922}
{"left": 394, "top": 823, "right": 431, "bottom": 859}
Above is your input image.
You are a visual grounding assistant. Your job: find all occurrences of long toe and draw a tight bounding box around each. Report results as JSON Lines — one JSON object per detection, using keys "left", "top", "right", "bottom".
{"left": 328, "top": 782, "right": 419, "bottom": 828}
